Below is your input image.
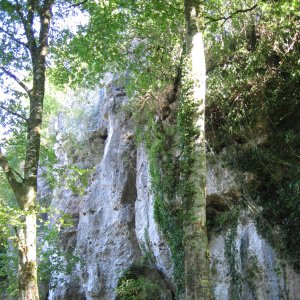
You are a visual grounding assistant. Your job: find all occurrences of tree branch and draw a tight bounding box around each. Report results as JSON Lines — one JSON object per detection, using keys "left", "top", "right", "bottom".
{"left": 69, "top": 0, "right": 89, "bottom": 8}
{"left": 11, "top": 166, "right": 24, "bottom": 182}
{"left": 27, "top": 0, "right": 36, "bottom": 26}
{"left": 2, "top": 0, "right": 33, "bottom": 49}
{"left": 160, "top": 0, "right": 182, "bottom": 12}
{"left": 0, "top": 66, "right": 31, "bottom": 96}
{"left": 0, "top": 27, "right": 29, "bottom": 49}
{"left": 205, "top": 4, "right": 259, "bottom": 26}
{"left": 14, "top": 0, "right": 37, "bottom": 53}
{"left": 0, "top": 148, "right": 23, "bottom": 194}
{"left": 0, "top": 104, "right": 28, "bottom": 122}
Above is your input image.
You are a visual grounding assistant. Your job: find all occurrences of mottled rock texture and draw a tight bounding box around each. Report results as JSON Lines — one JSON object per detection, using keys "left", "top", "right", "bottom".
{"left": 45, "top": 79, "right": 300, "bottom": 300}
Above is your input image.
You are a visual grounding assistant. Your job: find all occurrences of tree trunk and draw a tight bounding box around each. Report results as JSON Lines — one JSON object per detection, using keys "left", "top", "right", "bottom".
{"left": 16, "top": 92, "right": 44, "bottom": 300}
{"left": 17, "top": 193, "right": 39, "bottom": 300}
{"left": 183, "top": 1, "right": 211, "bottom": 299}
{"left": 0, "top": 1, "right": 53, "bottom": 299}
{"left": 0, "top": 154, "right": 40, "bottom": 300}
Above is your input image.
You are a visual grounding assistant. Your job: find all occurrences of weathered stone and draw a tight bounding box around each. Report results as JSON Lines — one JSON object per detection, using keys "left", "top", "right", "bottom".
{"left": 135, "top": 145, "right": 174, "bottom": 290}
{"left": 48, "top": 79, "right": 172, "bottom": 299}
{"left": 44, "top": 78, "right": 300, "bottom": 300}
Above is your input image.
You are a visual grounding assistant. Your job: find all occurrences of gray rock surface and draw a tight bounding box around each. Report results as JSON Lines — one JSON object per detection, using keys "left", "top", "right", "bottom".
{"left": 206, "top": 156, "right": 299, "bottom": 300}
{"left": 48, "top": 79, "right": 173, "bottom": 300}
{"left": 135, "top": 145, "right": 174, "bottom": 289}
{"left": 45, "top": 78, "right": 300, "bottom": 300}
{"left": 209, "top": 214, "right": 292, "bottom": 300}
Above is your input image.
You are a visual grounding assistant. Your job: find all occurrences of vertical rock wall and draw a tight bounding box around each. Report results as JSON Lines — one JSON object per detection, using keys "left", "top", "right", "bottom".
{"left": 45, "top": 79, "right": 300, "bottom": 299}
{"left": 48, "top": 79, "right": 142, "bottom": 299}
{"left": 47, "top": 79, "right": 173, "bottom": 300}
{"left": 206, "top": 153, "right": 300, "bottom": 300}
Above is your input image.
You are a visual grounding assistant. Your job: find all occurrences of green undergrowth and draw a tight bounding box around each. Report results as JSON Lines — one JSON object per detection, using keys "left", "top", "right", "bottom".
{"left": 38, "top": 225, "right": 80, "bottom": 298}
{"left": 117, "top": 277, "right": 160, "bottom": 300}
{"left": 116, "top": 239, "right": 170, "bottom": 299}
{"left": 116, "top": 261, "right": 173, "bottom": 300}
{"left": 0, "top": 244, "right": 18, "bottom": 297}
{"left": 0, "top": 209, "right": 79, "bottom": 298}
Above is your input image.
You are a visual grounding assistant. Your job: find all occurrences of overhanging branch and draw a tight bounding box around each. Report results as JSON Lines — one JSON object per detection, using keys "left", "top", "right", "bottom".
{"left": 14, "top": 0, "right": 37, "bottom": 53}
{"left": 205, "top": 4, "right": 259, "bottom": 26}
{"left": 69, "top": 0, "right": 89, "bottom": 8}
{"left": 0, "top": 66, "right": 31, "bottom": 96}
{"left": 0, "top": 27, "right": 29, "bottom": 49}
{"left": 161, "top": 0, "right": 182, "bottom": 12}
{"left": 0, "top": 104, "right": 28, "bottom": 122}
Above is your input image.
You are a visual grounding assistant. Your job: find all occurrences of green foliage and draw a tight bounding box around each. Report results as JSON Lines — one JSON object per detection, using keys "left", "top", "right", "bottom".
{"left": 116, "top": 265, "right": 169, "bottom": 300}
{"left": 0, "top": 170, "right": 24, "bottom": 295}
{"left": 116, "top": 277, "right": 159, "bottom": 300}
{"left": 0, "top": 0, "right": 82, "bottom": 144}
{"left": 49, "top": 0, "right": 184, "bottom": 96}
{"left": 39, "top": 89, "right": 95, "bottom": 194}
{"left": 1, "top": 0, "right": 298, "bottom": 297}
{"left": 0, "top": 202, "right": 25, "bottom": 242}
{"left": 0, "top": 243, "right": 18, "bottom": 298}
{"left": 64, "top": 166, "right": 91, "bottom": 196}
{"left": 176, "top": 76, "right": 200, "bottom": 212}
{"left": 140, "top": 117, "right": 184, "bottom": 294}
{"left": 1, "top": 129, "right": 26, "bottom": 179}
{"left": 133, "top": 73, "right": 205, "bottom": 294}
{"left": 0, "top": 170, "right": 13, "bottom": 208}
{"left": 0, "top": 206, "right": 78, "bottom": 298}
{"left": 213, "top": 205, "right": 242, "bottom": 232}
{"left": 206, "top": 0, "right": 300, "bottom": 269}
{"left": 0, "top": 169, "right": 26, "bottom": 244}
{"left": 43, "top": 152, "right": 93, "bottom": 196}
{"left": 38, "top": 225, "right": 80, "bottom": 296}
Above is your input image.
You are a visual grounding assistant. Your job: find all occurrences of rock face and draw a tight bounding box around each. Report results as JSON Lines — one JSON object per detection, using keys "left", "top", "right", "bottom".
{"left": 210, "top": 214, "right": 300, "bottom": 300}
{"left": 206, "top": 154, "right": 300, "bottom": 300}
{"left": 46, "top": 78, "right": 300, "bottom": 299}
{"left": 47, "top": 79, "right": 173, "bottom": 300}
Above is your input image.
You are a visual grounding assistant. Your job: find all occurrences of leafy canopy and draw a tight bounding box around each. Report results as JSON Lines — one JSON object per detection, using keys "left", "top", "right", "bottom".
{"left": 49, "top": 0, "right": 184, "bottom": 95}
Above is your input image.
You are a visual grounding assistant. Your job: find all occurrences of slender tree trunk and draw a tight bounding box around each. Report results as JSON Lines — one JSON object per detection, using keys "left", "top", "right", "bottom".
{"left": 16, "top": 88, "right": 44, "bottom": 300}
{"left": 183, "top": 1, "right": 211, "bottom": 299}
{"left": 0, "top": 1, "right": 53, "bottom": 297}
{"left": 16, "top": 2, "right": 52, "bottom": 297}
{"left": 0, "top": 153, "right": 40, "bottom": 300}
{"left": 17, "top": 194, "right": 39, "bottom": 300}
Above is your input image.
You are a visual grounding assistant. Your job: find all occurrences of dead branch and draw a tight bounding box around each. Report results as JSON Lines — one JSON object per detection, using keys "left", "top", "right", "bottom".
{"left": 205, "top": 4, "right": 259, "bottom": 26}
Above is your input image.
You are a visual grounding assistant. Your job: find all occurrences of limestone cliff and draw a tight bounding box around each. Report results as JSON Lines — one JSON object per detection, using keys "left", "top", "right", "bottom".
{"left": 42, "top": 77, "right": 300, "bottom": 300}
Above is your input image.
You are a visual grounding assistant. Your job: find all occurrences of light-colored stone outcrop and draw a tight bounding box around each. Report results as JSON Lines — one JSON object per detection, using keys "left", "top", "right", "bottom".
{"left": 45, "top": 79, "right": 300, "bottom": 300}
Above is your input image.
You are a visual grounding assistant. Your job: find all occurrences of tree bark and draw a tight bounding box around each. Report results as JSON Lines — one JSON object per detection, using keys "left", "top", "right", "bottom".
{"left": 183, "top": 1, "right": 211, "bottom": 299}
{"left": 0, "top": 153, "right": 40, "bottom": 299}
{"left": 17, "top": 201, "right": 39, "bottom": 300}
